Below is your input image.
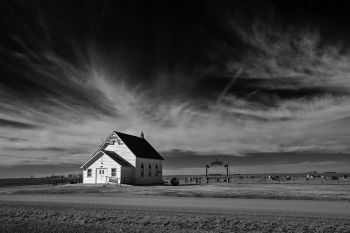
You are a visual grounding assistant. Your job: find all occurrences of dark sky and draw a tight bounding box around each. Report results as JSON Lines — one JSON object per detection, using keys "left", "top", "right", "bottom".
{"left": 1, "top": 0, "right": 350, "bottom": 177}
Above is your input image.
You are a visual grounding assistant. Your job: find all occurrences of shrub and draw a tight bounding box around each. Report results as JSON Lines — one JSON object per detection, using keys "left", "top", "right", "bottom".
{"left": 170, "top": 177, "right": 179, "bottom": 186}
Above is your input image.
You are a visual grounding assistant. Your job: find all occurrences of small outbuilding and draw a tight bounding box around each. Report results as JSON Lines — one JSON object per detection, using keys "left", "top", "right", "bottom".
{"left": 81, "top": 131, "right": 164, "bottom": 185}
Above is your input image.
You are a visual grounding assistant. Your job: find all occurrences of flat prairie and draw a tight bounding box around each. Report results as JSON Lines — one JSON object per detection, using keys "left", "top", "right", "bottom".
{"left": 1, "top": 184, "right": 350, "bottom": 232}
{"left": 0, "top": 200, "right": 350, "bottom": 233}
{"left": 1, "top": 182, "right": 350, "bottom": 201}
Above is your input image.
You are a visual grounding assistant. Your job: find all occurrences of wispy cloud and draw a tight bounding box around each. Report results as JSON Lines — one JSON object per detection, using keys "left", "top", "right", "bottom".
{"left": 0, "top": 118, "right": 40, "bottom": 129}
{"left": 1, "top": 5, "right": 350, "bottom": 169}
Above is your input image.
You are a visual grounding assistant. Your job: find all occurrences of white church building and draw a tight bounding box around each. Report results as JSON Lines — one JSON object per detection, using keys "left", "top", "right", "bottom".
{"left": 81, "top": 131, "right": 164, "bottom": 185}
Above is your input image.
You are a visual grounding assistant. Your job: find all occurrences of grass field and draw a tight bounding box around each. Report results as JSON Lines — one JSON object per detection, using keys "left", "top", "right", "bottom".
{"left": 1, "top": 202, "right": 349, "bottom": 233}
{"left": 1, "top": 182, "right": 350, "bottom": 201}
{"left": 1, "top": 183, "right": 350, "bottom": 232}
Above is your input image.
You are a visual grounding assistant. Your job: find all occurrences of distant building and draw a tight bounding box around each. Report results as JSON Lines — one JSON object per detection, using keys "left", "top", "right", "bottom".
{"left": 81, "top": 131, "right": 164, "bottom": 185}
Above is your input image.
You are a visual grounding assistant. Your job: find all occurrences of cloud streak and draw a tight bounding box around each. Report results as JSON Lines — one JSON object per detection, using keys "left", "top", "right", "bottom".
{"left": 0, "top": 2, "right": 350, "bottom": 171}
{"left": 0, "top": 118, "right": 40, "bottom": 129}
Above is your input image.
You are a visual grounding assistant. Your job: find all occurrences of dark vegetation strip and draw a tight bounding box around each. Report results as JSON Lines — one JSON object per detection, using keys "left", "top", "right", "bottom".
{"left": 0, "top": 203, "right": 349, "bottom": 233}
{"left": 0, "top": 178, "right": 82, "bottom": 187}
{"left": 9, "top": 186, "right": 350, "bottom": 202}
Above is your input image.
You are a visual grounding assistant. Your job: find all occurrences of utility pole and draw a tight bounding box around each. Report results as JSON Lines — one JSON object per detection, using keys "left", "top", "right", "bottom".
{"left": 205, "top": 165, "right": 209, "bottom": 183}
{"left": 224, "top": 164, "right": 229, "bottom": 183}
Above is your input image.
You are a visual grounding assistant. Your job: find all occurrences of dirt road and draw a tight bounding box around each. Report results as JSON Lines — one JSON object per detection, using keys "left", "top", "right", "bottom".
{"left": 1, "top": 193, "right": 350, "bottom": 216}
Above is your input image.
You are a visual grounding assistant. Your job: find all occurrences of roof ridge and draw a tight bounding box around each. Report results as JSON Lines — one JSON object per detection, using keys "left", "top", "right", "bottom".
{"left": 102, "top": 150, "right": 133, "bottom": 167}
{"left": 114, "top": 131, "right": 143, "bottom": 139}
{"left": 115, "top": 131, "right": 164, "bottom": 160}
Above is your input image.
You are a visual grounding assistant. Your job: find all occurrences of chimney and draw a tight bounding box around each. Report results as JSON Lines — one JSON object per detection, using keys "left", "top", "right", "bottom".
{"left": 140, "top": 131, "right": 144, "bottom": 139}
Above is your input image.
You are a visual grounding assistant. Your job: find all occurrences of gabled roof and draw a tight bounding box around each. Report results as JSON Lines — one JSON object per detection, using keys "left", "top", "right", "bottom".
{"left": 81, "top": 150, "right": 133, "bottom": 170}
{"left": 102, "top": 150, "right": 134, "bottom": 167}
{"left": 114, "top": 131, "right": 164, "bottom": 160}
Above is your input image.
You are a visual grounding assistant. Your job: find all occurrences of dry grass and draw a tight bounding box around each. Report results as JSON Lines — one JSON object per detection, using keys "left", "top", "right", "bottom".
{"left": 1, "top": 203, "right": 349, "bottom": 233}
{"left": 3, "top": 183, "right": 350, "bottom": 201}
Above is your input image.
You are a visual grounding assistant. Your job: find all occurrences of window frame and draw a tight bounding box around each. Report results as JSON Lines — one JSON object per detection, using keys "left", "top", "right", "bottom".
{"left": 111, "top": 168, "right": 116, "bottom": 177}
{"left": 141, "top": 163, "right": 144, "bottom": 177}
{"left": 87, "top": 169, "right": 92, "bottom": 177}
{"left": 149, "top": 164, "right": 152, "bottom": 177}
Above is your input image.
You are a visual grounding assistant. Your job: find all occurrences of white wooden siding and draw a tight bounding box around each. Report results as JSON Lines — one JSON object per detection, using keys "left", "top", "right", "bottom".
{"left": 135, "top": 158, "right": 162, "bottom": 185}
{"left": 121, "top": 167, "right": 135, "bottom": 184}
{"left": 104, "top": 134, "right": 136, "bottom": 166}
{"left": 82, "top": 132, "right": 163, "bottom": 185}
{"left": 83, "top": 153, "right": 121, "bottom": 184}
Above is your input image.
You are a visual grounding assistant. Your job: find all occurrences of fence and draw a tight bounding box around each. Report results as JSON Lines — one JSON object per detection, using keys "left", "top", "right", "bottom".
{"left": 164, "top": 175, "right": 350, "bottom": 185}
{"left": 0, "top": 177, "right": 83, "bottom": 187}
{"left": 107, "top": 177, "right": 121, "bottom": 186}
